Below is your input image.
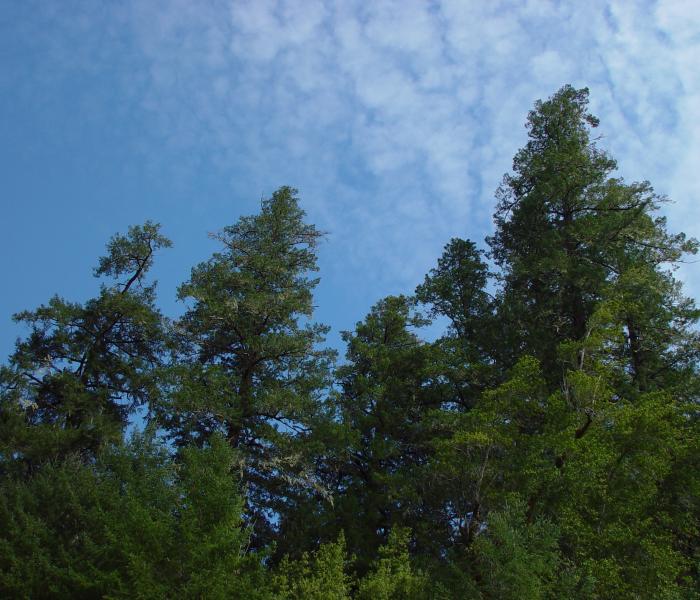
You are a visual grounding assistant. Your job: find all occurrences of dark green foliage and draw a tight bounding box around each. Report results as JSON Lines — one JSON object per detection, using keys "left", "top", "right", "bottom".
{"left": 0, "top": 222, "right": 170, "bottom": 470}
{"left": 416, "top": 238, "right": 500, "bottom": 406}
{"left": 465, "top": 501, "right": 566, "bottom": 600}
{"left": 156, "top": 186, "right": 335, "bottom": 543}
{"left": 318, "top": 296, "right": 442, "bottom": 568}
{"left": 1, "top": 89, "right": 698, "bottom": 597}
{"left": 416, "top": 238, "right": 491, "bottom": 342}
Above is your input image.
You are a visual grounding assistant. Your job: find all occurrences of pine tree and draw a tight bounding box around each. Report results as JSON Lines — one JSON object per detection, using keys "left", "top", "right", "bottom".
{"left": 315, "top": 296, "right": 443, "bottom": 569}
{"left": 157, "top": 187, "right": 335, "bottom": 542}
{"left": 487, "top": 85, "right": 698, "bottom": 387}
{"left": 0, "top": 222, "right": 171, "bottom": 470}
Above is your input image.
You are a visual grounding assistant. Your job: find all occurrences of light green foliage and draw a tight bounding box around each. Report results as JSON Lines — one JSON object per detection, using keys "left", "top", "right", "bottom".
{"left": 273, "top": 530, "right": 431, "bottom": 600}
{"left": 548, "top": 390, "right": 690, "bottom": 598}
{"left": 357, "top": 528, "right": 430, "bottom": 600}
{"left": 273, "top": 533, "right": 351, "bottom": 600}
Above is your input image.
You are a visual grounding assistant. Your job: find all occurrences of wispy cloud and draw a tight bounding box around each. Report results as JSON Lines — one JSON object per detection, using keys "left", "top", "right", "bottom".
{"left": 9, "top": 0, "right": 700, "bottom": 327}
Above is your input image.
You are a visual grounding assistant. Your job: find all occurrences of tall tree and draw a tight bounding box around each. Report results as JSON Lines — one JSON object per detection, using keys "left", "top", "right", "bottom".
{"left": 487, "top": 85, "right": 698, "bottom": 385}
{"left": 0, "top": 222, "right": 171, "bottom": 470}
{"left": 484, "top": 85, "right": 700, "bottom": 596}
{"left": 158, "top": 187, "right": 334, "bottom": 541}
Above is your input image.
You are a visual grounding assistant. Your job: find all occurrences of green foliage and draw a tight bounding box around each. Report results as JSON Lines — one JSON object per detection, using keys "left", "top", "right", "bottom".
{"left": 272, "top": 530, "right": 432, "bottom": 600}
{"left": 157, "top": 186, "right": 335, "bottom": 542}
{"left": 2, "top": 89, "right": 698, "bottom": 597}
{"left": 0, "top": 433, "right": 266, "bottom": 599}
{"left": 357, "top": 528, "right": 430, "bottom": 600}
{"left": 467, "top": 500, "right": 566, "bottom": 600}
{"left": 0, "top": 222, "right": 170, "bottom": 469}
{"left": 488, "top": 86, "right": 698, "bottom": 386}
{"left": 416, "top": 237, "right": 500, "bottom": 407}
{"left": 313, "top": 296, "right": 443, "bottom": 567}
{"left": 416, "top": 238, "right": 491, "bottom": 341}
{"left": 272, "top": 533, "right": 351, "bottom": 600}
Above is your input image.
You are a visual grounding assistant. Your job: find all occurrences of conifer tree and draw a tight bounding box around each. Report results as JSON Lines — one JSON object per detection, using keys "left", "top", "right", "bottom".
{"left": 315, "top": 296, "right": 444, "bottom": 569}
{"left": 0, "top": 223, "right": 171, "bottom": 470}
{"left": 416, "top": 237, "right": 498, "bottom": 407}
{"left": 487, "top": 85, "right": 698, "bottom": 385}
{"left": 484, "top": 85, "right": 699, "bottom": 596}
{"left": 158, "top": 187, "right": 335, "bottom": 542}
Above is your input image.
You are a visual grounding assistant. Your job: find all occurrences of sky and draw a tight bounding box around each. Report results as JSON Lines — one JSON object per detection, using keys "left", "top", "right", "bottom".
{"left": 1, "top": 0, "right": 699, "bottom": 360}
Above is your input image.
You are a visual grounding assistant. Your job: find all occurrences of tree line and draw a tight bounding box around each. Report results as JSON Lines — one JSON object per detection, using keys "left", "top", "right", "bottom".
{"left": 1, "top": 85, "right": 698, "bottom": 598}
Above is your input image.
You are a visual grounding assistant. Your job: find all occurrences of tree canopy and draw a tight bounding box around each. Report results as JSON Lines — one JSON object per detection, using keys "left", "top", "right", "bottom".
{"left": 1, "top": 86, "right": 698, "bottom": 598}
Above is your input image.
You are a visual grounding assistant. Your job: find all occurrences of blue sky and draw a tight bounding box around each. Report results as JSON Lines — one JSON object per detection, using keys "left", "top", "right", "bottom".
{"left": 1, "top": 0, "right": 699, "bottom": 359}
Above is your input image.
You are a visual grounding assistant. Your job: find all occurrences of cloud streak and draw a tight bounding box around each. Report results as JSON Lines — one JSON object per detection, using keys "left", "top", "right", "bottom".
{"left": 6, "top": 0, "right": 700, "bottom": 332}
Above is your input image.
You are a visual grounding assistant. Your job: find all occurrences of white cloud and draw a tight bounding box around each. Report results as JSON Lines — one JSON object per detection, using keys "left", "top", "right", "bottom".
{"left": 23, "top": 0, "right": 700, "bottom": 316}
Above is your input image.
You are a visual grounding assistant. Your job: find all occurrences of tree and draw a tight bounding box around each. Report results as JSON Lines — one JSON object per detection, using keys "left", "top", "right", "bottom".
{"left": 483, "top": 85, "right": 700, "bottom": 596}
{"left": 416, "top": 237, "right": 499, "bottom": 408}
{"left": 0, "top": 222, "right": 171, "bottom": 470}
{"left": 487, "top": 85, "right": 698, "bottom": 387}
{"left": 309, "top": 296, "right": 446, "bottom": 569}
{"left": 0, "top": 432, "right": 267, "bottom": 599}
{"left": 157, "top": 187, "right": 335, "bottom": 542}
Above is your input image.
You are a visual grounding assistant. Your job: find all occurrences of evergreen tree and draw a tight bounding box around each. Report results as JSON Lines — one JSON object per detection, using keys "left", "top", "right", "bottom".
{"left": 0, "top": 223, "right": 171, "bottom": 470}
{"left": 487, "top": 85, "right": 698, "bottom": 386}
{"left": 313, "top": 296, "right": 446, "bottom": 569}
{"left": 416, "top": 238, "right": 499, "bottom": 408}
{"left": 0, "top": 433, "right": 267, "bottom": 599}
{"left": 446, "top": 500, "right": 569, "bottom": 600}
{"left": 483, "top": 85, "right": 699, "bottom": 597}
{"left": 356, "top": 528, "right": 430, "bottom": 600}
{"left": 157, "top": 187, "right": 335, "bottom": 542}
